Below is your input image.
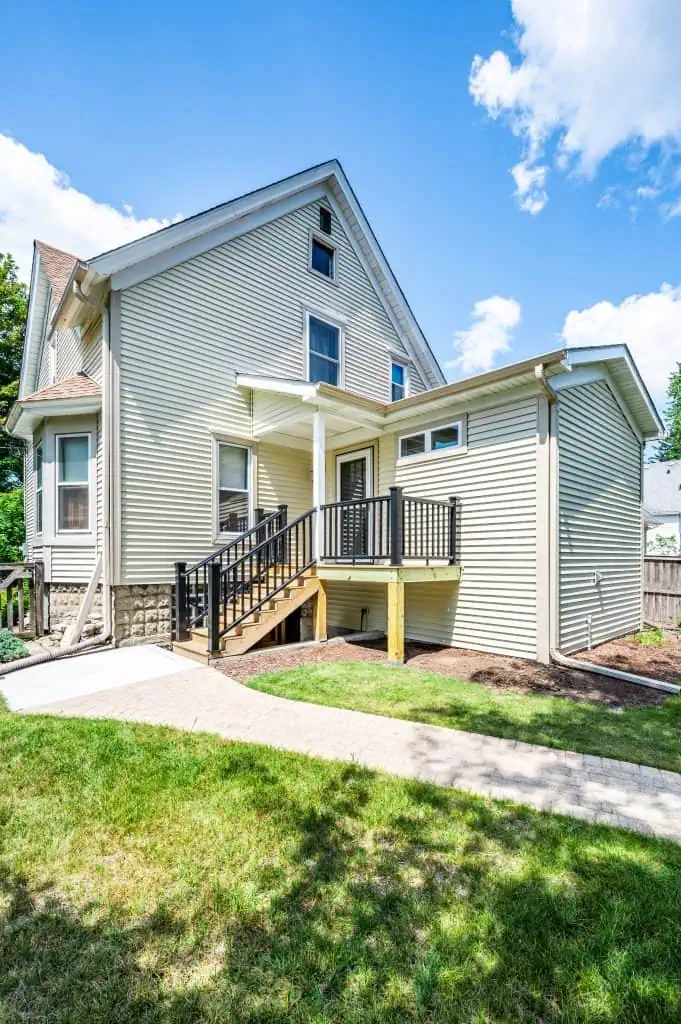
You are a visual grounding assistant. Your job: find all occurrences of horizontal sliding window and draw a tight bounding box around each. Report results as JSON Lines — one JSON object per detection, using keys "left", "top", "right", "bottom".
{"left": 57, "top": 434, "right": 90, "bottom": 531}
{"left": 399, "top": 420, "right": 463, "bottom": 459}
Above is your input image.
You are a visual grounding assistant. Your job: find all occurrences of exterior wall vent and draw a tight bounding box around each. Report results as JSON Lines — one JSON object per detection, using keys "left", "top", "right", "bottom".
{"left": 319, "top": 207, "right": 332, "bottom": 235}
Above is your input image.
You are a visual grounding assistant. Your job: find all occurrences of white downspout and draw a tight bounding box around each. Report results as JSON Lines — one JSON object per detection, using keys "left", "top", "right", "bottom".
{"left": 101, "top": 301, "right": 113, "bottom": 639}
{"left": 543, "top": 363, "right": 679, "bottom": 694}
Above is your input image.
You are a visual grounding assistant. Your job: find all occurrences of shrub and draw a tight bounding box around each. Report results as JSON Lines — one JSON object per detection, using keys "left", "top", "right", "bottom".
{"left": 0, "top": 488, "right": 24, "bottom": 562}
{"left": 0, "top": 628, "right": 29, "bottom": 663}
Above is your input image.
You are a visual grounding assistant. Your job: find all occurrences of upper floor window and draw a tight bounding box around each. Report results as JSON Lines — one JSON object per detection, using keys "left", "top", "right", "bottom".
{"left": 34, "top": 441, "right": 43, "bottom": 534}
{"left": 399, "top": 420, "right": 464, "bottom": 460}
{"left": 217, "top": 441, "right": 251, "bottom": 535}
{"left": 307, "top": 315, "right": 341, "bottom": 386}
{"left": 56, "top": 433, "right": 90, "bottom": 531}
{"left": 310, "top": 236, "right": 336, "bottom": 281}
{"left": 391, "top": 361, "right": 407, "bottom": 401}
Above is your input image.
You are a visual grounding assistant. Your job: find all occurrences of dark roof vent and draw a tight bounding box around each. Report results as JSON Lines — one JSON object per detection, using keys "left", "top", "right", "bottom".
{"left": 319, "top": 207, "right": 331, "bottom": 235}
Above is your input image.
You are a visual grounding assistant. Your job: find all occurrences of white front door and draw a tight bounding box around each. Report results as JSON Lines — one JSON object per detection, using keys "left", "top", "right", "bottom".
{"left": 336, "top": 448, "right": 373, "bottom": 558}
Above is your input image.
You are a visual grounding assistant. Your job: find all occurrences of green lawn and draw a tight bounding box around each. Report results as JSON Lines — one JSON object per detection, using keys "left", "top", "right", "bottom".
{"left": 248, "top": 662, "right": 681, "bottom": 774}
{"left": 1, "top": 704, "right": 681, "bottom": 1021}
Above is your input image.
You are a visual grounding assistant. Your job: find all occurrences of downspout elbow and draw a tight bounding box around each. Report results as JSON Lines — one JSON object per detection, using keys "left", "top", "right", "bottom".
{"left": 535, "top": 363, "right": 557, "bottom": 403}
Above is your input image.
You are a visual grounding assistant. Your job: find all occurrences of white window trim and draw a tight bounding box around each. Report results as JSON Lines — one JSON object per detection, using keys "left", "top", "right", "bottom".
{"left": 397, "top": 418, "right": 467, "bottom": 463}
{"left": 390, "top": 359, "right": 409, "bottom": 402}
{"left": 34, "top": 439, "right": 43, "bottom": 536}
{"left": 308, "top": 228, "right": 338, "bottom": 285}
{"left": 55, "top": 431, "right": 92, "bottom": 534}
{"left": 304, "top": 308, "right": 345, "bottom": 388}
{"left": 213, "top": 437, "right": 255, "bottom": 541}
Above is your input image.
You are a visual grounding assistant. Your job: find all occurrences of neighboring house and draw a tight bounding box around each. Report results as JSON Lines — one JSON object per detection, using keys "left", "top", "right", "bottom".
{"left": 8, "top": 160, "right": 663, "bottom": 663}
{"left": 644, "top": 459, "right": 681, "bottom": 554}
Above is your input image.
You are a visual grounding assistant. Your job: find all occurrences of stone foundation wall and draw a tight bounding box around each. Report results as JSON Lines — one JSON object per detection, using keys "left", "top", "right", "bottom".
{"left": 112, "top": 584, "right": 172, "bottom": 646}
{"left": 47, "top": 584, "right": 103, "bottom": 640}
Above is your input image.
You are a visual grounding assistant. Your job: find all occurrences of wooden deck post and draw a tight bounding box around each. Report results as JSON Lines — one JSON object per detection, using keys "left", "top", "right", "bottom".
{"left": 387, "top": 579, "right": 405, "bottom": 663}
{"left": 33, "top": 560, "right": 45, "bottom": 637}
{"left": 313, "top": 579, "right": 327, "bottom": 641}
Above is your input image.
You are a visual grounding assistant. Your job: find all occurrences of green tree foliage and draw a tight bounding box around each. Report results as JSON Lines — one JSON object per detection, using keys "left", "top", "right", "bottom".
{"left": 657, "top": 362, "right": 681, "bottom": 462}
{"left": 0, "top": 253, "right": 28, "bottom": 491}
{"left": 0, "top": 488, "right": 24, "bottom": 561}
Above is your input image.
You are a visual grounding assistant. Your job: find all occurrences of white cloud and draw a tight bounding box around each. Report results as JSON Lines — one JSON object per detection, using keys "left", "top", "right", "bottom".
{"left": 562, "top": 284, "right": 681, "bottom": 405}
{"left": 447, "top": 296, "right": 521, "bottom": 374}
{"left": 0, "top": 134, "right": 179, "bottom": 279}
{"left": 511, "top": 160, "right": 548, "bottom": 213}
{"left": 469, "top": 0, "right": 681, "bottom": 211}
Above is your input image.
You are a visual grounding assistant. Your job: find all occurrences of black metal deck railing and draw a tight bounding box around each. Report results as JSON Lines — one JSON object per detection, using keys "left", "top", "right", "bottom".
{"left": 321, "top": 487, "right": 457, "bottom": 566}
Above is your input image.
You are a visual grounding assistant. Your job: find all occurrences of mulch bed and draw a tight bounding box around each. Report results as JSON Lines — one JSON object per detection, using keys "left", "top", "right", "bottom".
{"left": 216, "top": 633, "right": 680, "bottom": 710}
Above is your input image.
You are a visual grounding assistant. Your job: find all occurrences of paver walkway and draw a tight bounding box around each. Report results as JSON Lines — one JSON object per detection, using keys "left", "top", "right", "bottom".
{"left": 30, "top": 666, "right": 681, "bottom": 844}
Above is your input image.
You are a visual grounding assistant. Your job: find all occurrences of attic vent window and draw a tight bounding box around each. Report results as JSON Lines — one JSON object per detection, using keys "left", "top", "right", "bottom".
{"left": 319, "top": 207, "right": 332, "bottom": 234}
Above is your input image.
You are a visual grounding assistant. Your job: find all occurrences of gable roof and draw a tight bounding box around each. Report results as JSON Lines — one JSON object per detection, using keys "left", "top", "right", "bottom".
{"left": 644, "top": 459, "right": 681, "bottom": 514}
{"left": 34, "top": 241, "right": 79, "bottom": 316}
{"left": 55, "top": 160, "right": 446, "bottom": 389}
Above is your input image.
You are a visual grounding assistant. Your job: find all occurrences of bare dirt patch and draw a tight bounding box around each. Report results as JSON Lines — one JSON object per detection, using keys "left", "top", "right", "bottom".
{"left": 217, "top": 634, "right": 675, "bottom": 710}
{"left": 579, "top": 630, "right": 681, "bottom": 687}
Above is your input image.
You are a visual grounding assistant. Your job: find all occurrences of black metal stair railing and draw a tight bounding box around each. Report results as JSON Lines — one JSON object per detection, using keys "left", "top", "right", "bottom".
{"left": 175, "top": 505, "right": 287, "bottom": 637}
{"left": 206, "top": 508, "right": 316, "bottom": 653}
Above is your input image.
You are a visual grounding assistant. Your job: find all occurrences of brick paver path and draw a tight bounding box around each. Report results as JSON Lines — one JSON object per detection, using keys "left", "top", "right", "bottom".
{"left": 31, "top": 666, "right": 681, "bottom": 844}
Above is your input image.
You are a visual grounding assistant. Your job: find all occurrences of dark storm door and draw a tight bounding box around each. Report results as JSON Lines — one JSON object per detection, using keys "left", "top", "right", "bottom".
{"left": 336, "top": 449, "right": 373, "bottom": 559}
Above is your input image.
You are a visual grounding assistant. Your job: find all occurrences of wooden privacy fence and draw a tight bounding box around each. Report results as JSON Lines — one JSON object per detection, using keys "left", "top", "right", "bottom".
{"left": 0, "top": 562, "right": 44, "bottom": 637}
{"left": 644, "top": 556, "right": 681, "bottom": 627}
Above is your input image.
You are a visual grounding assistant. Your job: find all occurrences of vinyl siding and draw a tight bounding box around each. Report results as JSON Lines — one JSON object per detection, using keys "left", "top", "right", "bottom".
{"left": 50, "top": 546, "right": 98, "bottom": 583}
{"left": 257, "top": 443, "right": 312, "bottom": 521}
{"left": 325, "top": 390, "right": 539, "bottom": 658}
{"left": 36, "top": 324, "right": 101, "bottom": 389}
{"left": 558, "top": 380, "right": 643, "bottom": 654}
{"left": 117, "top": 199, "right": 414, "bottom": 582}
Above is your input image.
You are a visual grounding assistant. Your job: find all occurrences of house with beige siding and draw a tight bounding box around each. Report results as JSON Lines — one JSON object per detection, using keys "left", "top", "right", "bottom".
{"left": 8, "top": 161, "right": 662, "bottom": 664}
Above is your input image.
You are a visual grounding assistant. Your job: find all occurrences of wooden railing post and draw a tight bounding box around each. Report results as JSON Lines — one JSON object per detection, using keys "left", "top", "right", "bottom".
{"left": 207, "top": 561, "right": 221, "bottom": 654}
{"left": 448, "top": 496, "right": 458, "bottom": 566}
{"left": 389, "top": 486, "right": 404, "bottom": 566}
{"left": 34, "top": 560, "right": 45, "bottom": 636}
{"left": 174, "top": 561, "right": 188, "bottom": 641}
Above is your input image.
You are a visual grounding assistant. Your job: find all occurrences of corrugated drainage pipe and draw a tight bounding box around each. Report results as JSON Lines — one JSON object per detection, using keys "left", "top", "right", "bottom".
{"left": 551, "top": 649, "right": 680, "bottom": 695}
{"left": 0, "top": 634, "right": 112, "bottom": 677}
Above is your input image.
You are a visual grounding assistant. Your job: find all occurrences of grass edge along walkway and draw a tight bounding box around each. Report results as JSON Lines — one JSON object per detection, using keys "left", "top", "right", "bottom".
{"left": 246, "top": 660, "right": 681, "bottom": 775}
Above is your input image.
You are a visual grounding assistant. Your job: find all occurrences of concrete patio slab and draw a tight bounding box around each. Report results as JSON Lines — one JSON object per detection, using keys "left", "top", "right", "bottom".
{"left": 28, "top": 666, "right": 681, "bottom": 844}
{"left": 0, "top": 645, "right": 199, "bottom": 711}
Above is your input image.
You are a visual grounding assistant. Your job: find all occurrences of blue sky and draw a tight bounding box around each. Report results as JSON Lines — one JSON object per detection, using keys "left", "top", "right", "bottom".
{"left": 2, "top": 0, "right": 681, "bottom": 410}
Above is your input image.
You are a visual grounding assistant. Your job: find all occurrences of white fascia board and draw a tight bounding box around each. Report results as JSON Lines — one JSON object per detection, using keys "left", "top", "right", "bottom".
{"left": 92, "top": 162, "right": 340, "bottom": 280}
{"left": 564, "top": 344, "right": 663, "bottom": 435}
{"left": 236, "top": 373, "right": 318, "bottom": 399}
{"left": 9, "top": 397, "right": 103, "bottom": 439}
{"left": 110, "top": 185, "right": 328, "bottom": 291}
{"left": 19, "top": 248, "right": 43, "bottom": 399}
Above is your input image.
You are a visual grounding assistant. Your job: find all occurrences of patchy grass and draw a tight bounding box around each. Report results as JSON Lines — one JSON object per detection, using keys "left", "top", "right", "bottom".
{"left": 0, "top": 707, "right": 681, "bottom": 1020}
{"left": 249, "top": 662, "right": 681, "bottom": 773}
{"left": 635, "top": 627, "right": 667, "bottom": 647}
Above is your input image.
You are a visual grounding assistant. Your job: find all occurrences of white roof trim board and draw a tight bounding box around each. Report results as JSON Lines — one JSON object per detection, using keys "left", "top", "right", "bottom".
{"left": 85, "top": 160, "right": 445, "bottom": 389}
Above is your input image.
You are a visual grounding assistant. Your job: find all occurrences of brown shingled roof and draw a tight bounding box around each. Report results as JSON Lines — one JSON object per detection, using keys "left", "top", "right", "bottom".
{"left": 20, "top": 373, "right": 101, "bottom": 404}
{"left": 35, "top": 240, "right": 80, "bottom": 315}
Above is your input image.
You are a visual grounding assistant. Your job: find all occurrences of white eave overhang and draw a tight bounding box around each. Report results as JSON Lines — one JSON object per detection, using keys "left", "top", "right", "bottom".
{"left": 7, "top": 394, "right": 102, "bottom": 440}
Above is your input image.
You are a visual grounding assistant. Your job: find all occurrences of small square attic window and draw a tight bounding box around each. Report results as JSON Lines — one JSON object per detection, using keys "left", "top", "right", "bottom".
{"left": 319, "top": 207, "right": 332, "bottom": 234}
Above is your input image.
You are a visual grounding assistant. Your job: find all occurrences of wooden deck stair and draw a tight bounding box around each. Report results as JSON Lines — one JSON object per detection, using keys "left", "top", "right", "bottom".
{"left": 173, "top": 567, "right": 320, "bottom": 664}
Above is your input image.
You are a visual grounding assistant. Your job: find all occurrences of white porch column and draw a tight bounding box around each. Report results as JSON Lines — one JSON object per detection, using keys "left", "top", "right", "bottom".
{"left": 312, "top": 410, "right": 326, "bottom": 560}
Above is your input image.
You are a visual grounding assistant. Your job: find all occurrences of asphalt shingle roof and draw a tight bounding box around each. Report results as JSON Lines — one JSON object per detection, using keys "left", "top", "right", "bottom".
{"left": 20, "top": 374, "right": 101, "bottom": 404}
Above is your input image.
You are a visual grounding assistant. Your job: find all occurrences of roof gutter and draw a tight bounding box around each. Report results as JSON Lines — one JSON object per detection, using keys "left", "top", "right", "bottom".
{"left": 534, "top": 363, "right": 557, "bottom": 402}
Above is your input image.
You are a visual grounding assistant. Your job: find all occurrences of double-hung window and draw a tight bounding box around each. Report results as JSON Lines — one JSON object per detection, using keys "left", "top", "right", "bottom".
{"left": 217, "top": 442, "right": 251, "bottom": 535}
{"left": 308, "top": 315, "right": 341, "bottom": 386}
{"left": 391, "top": 361, "right": 407, "bottom": 401}
{"left": 34, "top": 441, "right": 43, "bottom": 534}
{"left": 56, "top": 434, "right": 90, "bottom": 531}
